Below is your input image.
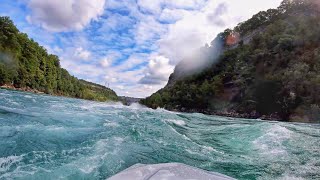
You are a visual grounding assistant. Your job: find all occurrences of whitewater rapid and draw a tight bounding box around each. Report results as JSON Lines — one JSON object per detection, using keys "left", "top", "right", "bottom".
{"left": 0, "top": 89, "right": 319, "bottom": 180}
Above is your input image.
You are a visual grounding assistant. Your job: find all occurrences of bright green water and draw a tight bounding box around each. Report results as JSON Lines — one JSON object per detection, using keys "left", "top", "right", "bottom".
{"left": 0, "top": 89, "right": 319, "bottom": 180}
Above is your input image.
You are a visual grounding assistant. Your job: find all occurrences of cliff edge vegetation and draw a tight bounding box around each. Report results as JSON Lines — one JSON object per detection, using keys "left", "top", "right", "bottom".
{"left": 141, "top": 0, "right": 320, "bottom": 123}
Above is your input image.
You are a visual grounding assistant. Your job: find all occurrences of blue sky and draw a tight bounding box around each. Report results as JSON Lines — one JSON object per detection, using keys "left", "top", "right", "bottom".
{"left": 0, "top": 0, "right": 282, "bottom": 97}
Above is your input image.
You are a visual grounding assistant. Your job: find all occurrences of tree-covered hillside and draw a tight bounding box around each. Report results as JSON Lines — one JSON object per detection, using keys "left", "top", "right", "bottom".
{"left": 141, "top": 0, "right": 320, "bottom": 123}
{"left": 0, "top": 16, "right": 118, "bottom": 101}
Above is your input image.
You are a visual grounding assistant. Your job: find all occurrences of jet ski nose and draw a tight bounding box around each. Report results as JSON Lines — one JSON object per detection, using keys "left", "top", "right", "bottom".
{"left": 107, "top": 163, "right": 236, "bottom": 180}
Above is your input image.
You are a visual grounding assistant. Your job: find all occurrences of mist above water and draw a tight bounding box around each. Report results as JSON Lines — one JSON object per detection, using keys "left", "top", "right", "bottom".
{"left": 168, "top": 32, "right": 228, "bottom": 82}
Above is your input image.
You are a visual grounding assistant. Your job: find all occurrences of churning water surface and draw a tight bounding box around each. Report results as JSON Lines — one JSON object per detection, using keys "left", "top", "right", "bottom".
{"left": 0, "top": 89, "right": 319, "bottom": 180}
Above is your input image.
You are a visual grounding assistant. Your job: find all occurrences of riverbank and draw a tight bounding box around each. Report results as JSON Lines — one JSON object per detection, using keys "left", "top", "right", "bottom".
{"left": 0, "top": 84, "right": 45, "bottom": 94}
{"left": 165, "top": 107, "right": 283, "bottom": 121}
{"left": 164, "top": 106, "right": 318, "bottom": 123}
{"left": 0, "top": 84, "right": 119, "bottom": 103}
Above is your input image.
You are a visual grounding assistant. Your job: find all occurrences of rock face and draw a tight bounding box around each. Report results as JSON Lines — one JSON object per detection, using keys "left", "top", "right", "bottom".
{"left": 141, "top": 0, "right": 320, "bottom": 123}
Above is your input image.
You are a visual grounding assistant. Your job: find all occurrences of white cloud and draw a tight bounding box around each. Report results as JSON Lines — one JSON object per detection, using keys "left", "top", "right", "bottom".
{"left": 27, "top": 0, "right": 105, "bottom": 32}
{"left": 113, "top": 83, "right": 165, "bottom": 98}
{"left": 100, "top": 58, "right": 112, "bottom": 67}
{"left": 74, "top": 47, "right": 91, "bottom": 60}
{"left": 159, "top": 8, "right": 187, "bottom": 22}
{"left": 99, "top": 50, "right": 123, "bottom": 65}
{"left": 137, "top": 0, "right": 162, "bottom": 14}
{"left": 61, "top": 59, "right": 104, "bottom": 78}
{"left": 113, "top": 53, "right": 148, "bottom": 71}
{"left": 134, "top": 15, "right": 167, "bottom": 45}
{"left": 157, "top": 0, "right": 283, "bottom": 64}
{"left": 43, "top": 45, "right": 63, "bottom": 55}
{"left": 137, "top": 0, "right": 206, "bottom": 14}
{"left": 99, "top": 13, "right": 135, "bottom": 32}
{"left": 139, "top": 55, "right": 174, "bottom": 85}
{"left": 104, "top": 75, "right": 118, "bottom": 83}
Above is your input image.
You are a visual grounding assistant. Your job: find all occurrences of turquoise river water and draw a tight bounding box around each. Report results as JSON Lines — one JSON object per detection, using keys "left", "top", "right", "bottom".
{"left": 0, "top": 89, "right": 319, "bottom": 180}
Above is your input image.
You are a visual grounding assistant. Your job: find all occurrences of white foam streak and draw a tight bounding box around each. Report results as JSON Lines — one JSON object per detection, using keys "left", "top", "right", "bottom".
{"left": 165, "top": 119, "right": 186, "bottom": 126}
{"left": 0, "top": 155, "right": 23, "bottom": 172}
{"left": 103, "top": 121, "right": 120, "bottom": 127}
{"left": 253, "top": 124, "right": 292, "bottom": 157}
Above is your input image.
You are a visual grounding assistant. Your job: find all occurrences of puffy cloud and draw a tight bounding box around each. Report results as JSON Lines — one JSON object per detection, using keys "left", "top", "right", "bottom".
{"left": 134, "top": 15, "right": 166, "bottom": 45}
{"left": 44, "top": 45, "right": 63, "bottom": 55}
{"left": 159, "top": 8, "right": 187, "bottom": 22}
{"left": 139, "top": 56, "right": 174, "bottom": 85}
{"left": 100, "top": 58, "right": 112, "bottom": 67}
{"left": 114, "top": 53, "right": 149, "bottom": 71}
{"left": 157, "top": 0, "right": 283, "bottom": 64}
{"left": 137, "top": 0, "right": 162, "bottom": 14}
{"left": 104, "top": 75, "right": 118, "bottom": 83}
{"left": 61, "top": 59, "right": 104, "bottom": 78}
{"left": 74, "top": 47, "right": 91, "bottom": 60}
{"left": 99, "top": 13, "right": 135, "bottom": 32}
{"left": 207, "top": 3, "right": 229, "bottom": 27}
{"left": 137, "top": 0, "right": 206, "bottom": 14}
{"left": 27, "top": 0, "right": 105, "bottom": 32}
{"left": 112, "top": 83, "right": 165, "bottom": 98}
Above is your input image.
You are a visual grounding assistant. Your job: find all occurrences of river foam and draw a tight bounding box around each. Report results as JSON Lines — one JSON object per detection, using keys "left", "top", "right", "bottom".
{"left": 0, "top": 88, "right": 319, "bottom": 180}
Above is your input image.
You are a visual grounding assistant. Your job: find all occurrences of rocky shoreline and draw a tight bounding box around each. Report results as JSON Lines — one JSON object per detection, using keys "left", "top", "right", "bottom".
{"left": 0, "top": 84, "right": 45, "bottom": 94}
{"left": 166, "top": 107, "right": 282, "bottom": 121}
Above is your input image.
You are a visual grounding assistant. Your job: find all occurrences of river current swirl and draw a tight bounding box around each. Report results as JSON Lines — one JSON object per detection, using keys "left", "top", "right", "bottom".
{"left": 0, "top": 89, "right": 319, "bottom": 180}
